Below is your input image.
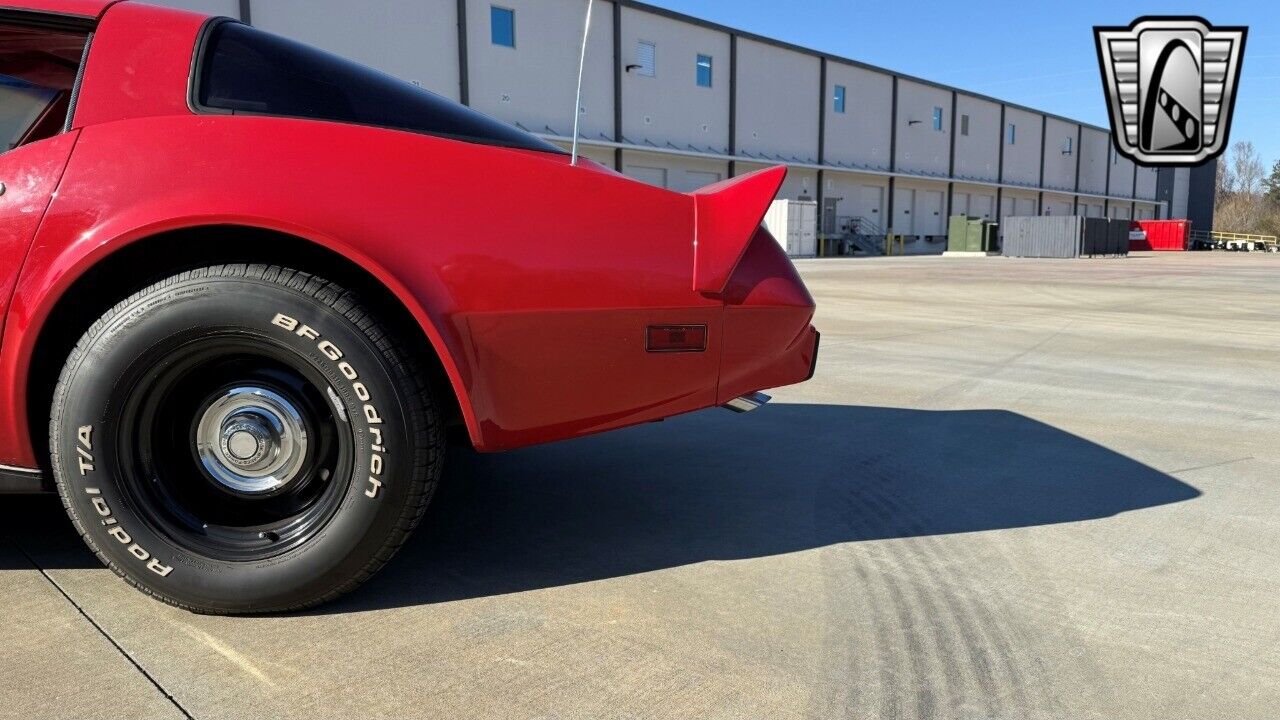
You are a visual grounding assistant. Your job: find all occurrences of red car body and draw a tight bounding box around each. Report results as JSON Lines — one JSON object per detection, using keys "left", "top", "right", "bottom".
{"left": 0, "top": 0, "right": 817, "bottom": 480}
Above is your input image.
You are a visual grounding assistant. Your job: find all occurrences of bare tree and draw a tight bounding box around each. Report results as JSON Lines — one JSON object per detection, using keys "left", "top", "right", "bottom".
{"left": 1215, "top": 141, "right": 1275, "bottom": 234}
{"left": 1231, "top": 141, "right": 1264, "bottom": 195}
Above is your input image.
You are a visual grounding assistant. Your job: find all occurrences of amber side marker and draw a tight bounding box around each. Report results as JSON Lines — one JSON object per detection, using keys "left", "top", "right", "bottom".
{"left": 646, "top": 325, "right": 707, "bottom": 353}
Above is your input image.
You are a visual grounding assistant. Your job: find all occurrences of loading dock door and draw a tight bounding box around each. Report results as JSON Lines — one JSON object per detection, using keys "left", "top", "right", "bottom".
{"left": 1016, "top": 198, "right": 1037, "bottom": 217}
{"left": 916, "top": 190, "right": 945, "bottom": 235}
{"left": 855, "top": 185, "right": 884, "bottom": 228}
{"left": 626, "top": 165, "right": 668, "bottom": 189}
{"left": 893, "top": 188, "right": 915, "bottom": 235}
{"left": 1110, "top": 206, "right": 1131, "bottom": 220}
{"left": 971, "top": 194, "right": 994, "bottom": 219}
{"left": 1045, "top": 200, "right": 1072, "bottom": 216}
{"left": 1086, "top": 203, "right": 1103, "bottom": 218}
{"left": 953, "top": 192, "right": 970, "bottom": 216}
{"left": 679, "top": 170, "right": 722, "bottom": 193}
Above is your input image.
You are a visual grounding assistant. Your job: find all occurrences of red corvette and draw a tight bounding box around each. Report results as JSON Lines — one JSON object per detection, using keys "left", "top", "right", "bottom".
{"left": 0, "top": 0, "right": 817, "bottom": 613}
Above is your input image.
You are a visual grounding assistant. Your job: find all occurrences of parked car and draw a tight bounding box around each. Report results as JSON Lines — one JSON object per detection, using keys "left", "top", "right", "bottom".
{"left": 0, "top": 0, "right": 818, "bottom": 613}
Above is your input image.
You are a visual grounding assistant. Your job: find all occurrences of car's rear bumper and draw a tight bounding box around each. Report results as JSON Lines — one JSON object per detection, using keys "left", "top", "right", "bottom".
{"left": 716, "top": 227, "right": 819, "bottom": 404}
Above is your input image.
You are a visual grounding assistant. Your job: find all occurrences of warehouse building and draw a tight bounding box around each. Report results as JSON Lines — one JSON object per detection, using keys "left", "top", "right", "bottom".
{"left": 146, "top": 0, "right": 1213, "bottom": 253}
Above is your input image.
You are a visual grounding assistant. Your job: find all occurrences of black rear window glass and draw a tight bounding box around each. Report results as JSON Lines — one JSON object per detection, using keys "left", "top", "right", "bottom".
{"left": 195, "top": 21, "right": 563, "bottom": 155}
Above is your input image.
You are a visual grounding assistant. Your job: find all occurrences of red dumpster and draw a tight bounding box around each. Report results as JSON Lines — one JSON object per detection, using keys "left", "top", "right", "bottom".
{"left": 1130, "top": 219, "right": 1191, "bottom": 251}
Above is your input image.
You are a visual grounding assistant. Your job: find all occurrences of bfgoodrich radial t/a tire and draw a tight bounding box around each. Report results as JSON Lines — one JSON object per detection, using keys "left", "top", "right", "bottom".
{"left": 50, "top": 265, "right": 443, "bottom": 614}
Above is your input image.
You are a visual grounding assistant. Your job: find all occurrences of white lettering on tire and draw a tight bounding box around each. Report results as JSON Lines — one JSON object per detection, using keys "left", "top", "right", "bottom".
{"left": 272, "top": 313, "right": 387, "bottom": 499}
{"left": 80, "top": 462, "right": 174, "bottom": 580}
{"left": 76, "top": 425, "right": 95, "bottom": 475}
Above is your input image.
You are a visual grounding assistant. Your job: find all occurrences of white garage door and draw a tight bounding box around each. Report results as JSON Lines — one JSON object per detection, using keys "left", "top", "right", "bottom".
{"left": 916, "top": 190, "right": 945, "bottom": 236}
{"left": 854, "top": 185, "right": 885, "bottom": 228}
{"left": 970, "top": 194, "right": 994, "bottom": 219}
{"left": 952, "top": 192, "right": 970, "bottom": 216}
{"left": 676, "top": 170, "right": 722, "bottom": 193}
{"left": 1016, "top": 198, "right": 1037, "bottom": 216}
{"left": 626, "top": 165, "right": 668, "bottom": 189}
{"left": 893, "top": 188, "right": 915, "bottom": 235}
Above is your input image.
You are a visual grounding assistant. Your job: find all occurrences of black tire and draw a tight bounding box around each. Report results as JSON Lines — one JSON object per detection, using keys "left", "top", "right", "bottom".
{"left": 50, "top": 265, "right": 442, "bottom": 614}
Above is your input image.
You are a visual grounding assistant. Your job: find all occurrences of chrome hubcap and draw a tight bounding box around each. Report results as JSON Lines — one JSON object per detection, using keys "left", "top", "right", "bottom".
{"left": 196, "top": 387, "right": 308, "bottom": 494}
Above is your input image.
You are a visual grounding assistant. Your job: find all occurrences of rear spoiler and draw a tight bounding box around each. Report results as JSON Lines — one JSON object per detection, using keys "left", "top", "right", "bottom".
{"left": 690, "top": 166, "right": 787, "bottom": 294}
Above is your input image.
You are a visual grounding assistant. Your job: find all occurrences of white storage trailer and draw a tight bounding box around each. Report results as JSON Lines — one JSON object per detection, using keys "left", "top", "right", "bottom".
{"left": 763, "top": 199, "right": 818, "bottom": 258}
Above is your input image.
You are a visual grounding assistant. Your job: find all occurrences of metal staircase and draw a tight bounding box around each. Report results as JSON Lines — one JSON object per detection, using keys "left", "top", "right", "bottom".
{"left": 847, "top": 216, "right": 888, "bottom": 255}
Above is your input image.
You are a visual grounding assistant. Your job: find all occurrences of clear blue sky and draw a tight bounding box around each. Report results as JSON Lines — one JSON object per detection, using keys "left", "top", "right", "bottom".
{"left": 644, "top": 0, "right": 1279, "bottom": 169}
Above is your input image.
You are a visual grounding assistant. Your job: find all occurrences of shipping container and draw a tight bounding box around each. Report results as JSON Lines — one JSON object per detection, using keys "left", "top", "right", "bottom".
{"left": 1130, "top": 219, "right": 1191, "bottom": 251}
{"left": 1003, "top": 216, "right": 1083, "bottom": 258}
{"left": 1003, "top": 216, "right": 1130, "bottom": 258}
{"left": 763, "top": 199, "right": 818, "bottom": 258}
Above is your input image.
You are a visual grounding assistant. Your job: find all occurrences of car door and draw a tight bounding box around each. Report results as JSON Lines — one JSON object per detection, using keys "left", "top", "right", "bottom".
{"left": 0, "top": 16, "right": 90, "bottom": 348}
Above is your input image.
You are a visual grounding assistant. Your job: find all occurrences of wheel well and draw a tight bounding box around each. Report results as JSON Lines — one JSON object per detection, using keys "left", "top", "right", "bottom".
{"left": 27, "top": 226, "right": 467, "bottom": 468}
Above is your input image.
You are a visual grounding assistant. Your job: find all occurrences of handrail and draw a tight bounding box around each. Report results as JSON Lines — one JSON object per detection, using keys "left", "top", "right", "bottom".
{"left": 1190, "top": 229, "right": 1278, "bottom": 243}
{"left": 850, "top": 215, "right": 885, "bottom": 236}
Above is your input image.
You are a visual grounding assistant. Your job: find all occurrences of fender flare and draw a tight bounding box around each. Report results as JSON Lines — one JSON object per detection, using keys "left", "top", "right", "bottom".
{"left": 7, "top": 215, "right": 484, "bottom": 464}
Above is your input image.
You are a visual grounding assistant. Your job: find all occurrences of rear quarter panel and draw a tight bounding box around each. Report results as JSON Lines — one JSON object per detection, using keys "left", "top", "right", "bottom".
{"left": 0, "top": 133, "right": 77, "bottom": 356}
{"left": 0, "top": 116, "right": 720, "bottom": 465}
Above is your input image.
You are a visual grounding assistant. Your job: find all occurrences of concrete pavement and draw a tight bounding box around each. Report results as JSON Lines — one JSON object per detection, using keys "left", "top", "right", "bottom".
{"left": 2, "top": 252, "right": 1278, "bottom": 719}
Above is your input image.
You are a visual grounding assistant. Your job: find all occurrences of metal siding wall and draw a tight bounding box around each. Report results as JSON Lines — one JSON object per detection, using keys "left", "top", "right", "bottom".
{"left": 619, "top": 7, "right": 731, "bottom": 153}
{"left": 894, "top": 79, "right": 951, "bottom": 176}
{"left": 1077, "top": 128, "right": 1110, "bottom": 194}
{"left": 1108, "top": 153, "right": 1136, "bottom": 198}
{"left": 251, "top": 0, "right": 461, "bottom": 100}
{"left": 1186, "top": 158, "right": 1217, "bottom": 230}
{"left": 1134, "top": 165, "right": 1158, "bottom": 200}
{"left": 464, "top": 0, "right": 614, "bottom": 139}
{"left": 1001, "top": 106, "right": 1042, "bottom": 186}
{"left": 952, "top": 94, "right": 1001, "bottom": 182}
{"left": 823, "top": 63, "right": 893, "bottom": 170}
{"left": 1041, "top": 117, "right": 1077, "bottom": 191}
{"left": 734, "top": 38, "right": 821, "bottom": 162}
{"left": 1172, "top": 167, "right": 1191, "bottom": 219}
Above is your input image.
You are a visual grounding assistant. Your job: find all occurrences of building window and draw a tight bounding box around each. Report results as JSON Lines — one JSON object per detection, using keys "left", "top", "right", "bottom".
{"left": 933, "top": 106, "right": 943, "bottom": 131}
{"left": 696, "top": 54, "right": 712, "bottom": 88}
{"left": 194, "top": 21, "right": 562, "bottom": 154}
{"left": 1007, "top": 123, "right": 1016, "bottom": 145}
{"left": 960, "top": 114, "right": 969, "bottom": 136}
{"left": 490, "top": 6, "right": 515, "bottom": 48}
{"left": 636, "top": 41, "right": 656, "bottom": 77}
{"left": 834, "top": 85, "right": 846, "bottom": 113}
{"left": 1064, "top": 137, "right": 1073, "bottom": 155}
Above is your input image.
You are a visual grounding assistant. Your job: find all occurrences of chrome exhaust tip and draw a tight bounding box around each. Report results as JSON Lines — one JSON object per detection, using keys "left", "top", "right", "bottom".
{"left": 723, "top": 392, "right": 771, "bottom": 414}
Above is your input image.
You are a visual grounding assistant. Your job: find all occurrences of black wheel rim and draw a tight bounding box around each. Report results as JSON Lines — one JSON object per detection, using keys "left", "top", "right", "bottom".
{"left": 114, "top": 333, "right": 354, "bottom": 561}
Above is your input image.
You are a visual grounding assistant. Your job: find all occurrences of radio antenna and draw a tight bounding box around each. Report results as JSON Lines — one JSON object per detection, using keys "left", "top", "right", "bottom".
{"left": 571, "top": 0, "right": 595, "bottom": 165}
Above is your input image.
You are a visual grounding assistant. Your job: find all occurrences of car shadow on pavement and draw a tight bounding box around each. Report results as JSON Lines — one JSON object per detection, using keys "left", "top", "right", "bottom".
{"left": 0, "top": 404, "right": 1201, "bottom": 605}
{"left": 329, "top": 402, "right": 1200, "bottom": 612}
